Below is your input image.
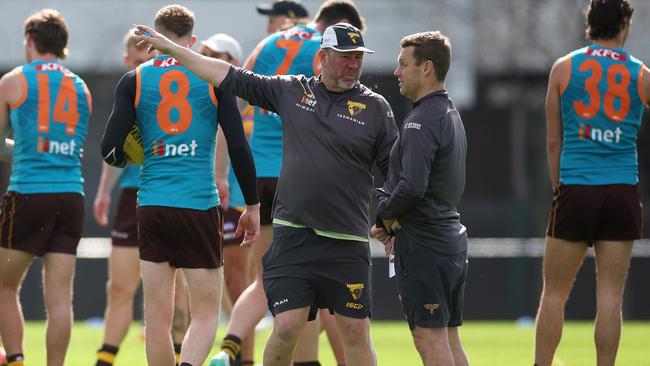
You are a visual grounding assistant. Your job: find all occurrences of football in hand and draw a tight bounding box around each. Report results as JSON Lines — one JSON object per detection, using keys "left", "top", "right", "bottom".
{"left": 123, "top": 123, "right": 144, "bottom": 165}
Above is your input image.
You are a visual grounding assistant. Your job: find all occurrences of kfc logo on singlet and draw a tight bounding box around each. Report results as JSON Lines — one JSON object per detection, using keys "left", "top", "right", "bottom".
{"left": 154, "top": 58, "right": 183, "bottom": 68}
{"left": 36, "top": 63, "right": 73, "bottom": 75}
{"left": 285, "top": 28, "right": 314, "bottom": 40}
{"left": 587, "top": 48, "right": 627, "bottom": 61}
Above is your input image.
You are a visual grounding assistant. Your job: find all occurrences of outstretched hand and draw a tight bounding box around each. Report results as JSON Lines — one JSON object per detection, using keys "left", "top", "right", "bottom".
{"left": 235, "top": 203, "right": 261, "bottom": 247}
{"left": 133, "top": 24, "right": 175, "bottom": 55}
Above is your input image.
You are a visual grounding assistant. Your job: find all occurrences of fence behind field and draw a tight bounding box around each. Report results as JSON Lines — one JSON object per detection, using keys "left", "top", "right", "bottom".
{"left": 18, "top": 237, "right": 650, "bottom": 321}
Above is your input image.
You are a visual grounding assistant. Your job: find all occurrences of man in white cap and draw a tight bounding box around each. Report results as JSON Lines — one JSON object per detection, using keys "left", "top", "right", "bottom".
{"left": 198, "top": 33, "right": 243, "bottom": 66}
{"left": 198, "top": 32, "right": 259, "bottom": 366}
{"left": 136, "top": 19, "right": 397, "bottom": 366}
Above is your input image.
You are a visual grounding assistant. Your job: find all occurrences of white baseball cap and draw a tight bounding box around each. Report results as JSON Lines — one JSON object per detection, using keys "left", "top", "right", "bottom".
{"left": 201, "top": 33, "right": 243, "bottom": 64}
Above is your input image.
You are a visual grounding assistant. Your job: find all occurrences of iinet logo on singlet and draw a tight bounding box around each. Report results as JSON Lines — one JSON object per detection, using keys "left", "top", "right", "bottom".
{"left": 578, "top": 124, "right": 622, "bottom": 143}
{"left": 152, "top": 140, "right": 198, "bottom": 157}
{"left": 37, "top": 136, "right": 77, "bottom": 155}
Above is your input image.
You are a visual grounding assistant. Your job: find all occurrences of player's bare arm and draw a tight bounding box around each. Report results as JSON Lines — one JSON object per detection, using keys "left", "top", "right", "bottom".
{"left": 136, "top": 25, "right": 232, "bottom": 88}
{"left": 93, "top": 163, "right": 124, "bottom": 226}
{"left": 546, "top": 56, "right": 569, "bottom": 190}
{"left": 641, "top": 64, "right": 650, "bottom": 107}
{"left": 0, "top": 71, "right": 22, "bottom": 160}
{"left": 214, "top": 128, "right": 230, "bottom": 210}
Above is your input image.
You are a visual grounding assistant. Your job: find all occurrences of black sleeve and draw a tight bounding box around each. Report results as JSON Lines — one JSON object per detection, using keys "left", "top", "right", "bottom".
{"left": 100, "top": 70, "right": 137, "bottom": 167}
{"left": 215, "top": 87, "right": 259, "bottom": 205}
{"left": 374, "top": 97, "right": 398, "bottom": 178}
{"left": 377, "top": 120, "right": 437, "bottom": 218}
{"left": 220, "top": 66, "right": 293, "bottom": 114}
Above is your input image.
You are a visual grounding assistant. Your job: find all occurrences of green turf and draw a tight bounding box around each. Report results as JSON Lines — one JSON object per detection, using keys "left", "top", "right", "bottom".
{"left": 19, "top": 320, "right": 650, "bottom": 365}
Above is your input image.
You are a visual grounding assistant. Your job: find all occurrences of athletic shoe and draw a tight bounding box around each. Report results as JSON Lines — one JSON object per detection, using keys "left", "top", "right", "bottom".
{"left": 208, "top": 351, "right": 231, "bottom": 366}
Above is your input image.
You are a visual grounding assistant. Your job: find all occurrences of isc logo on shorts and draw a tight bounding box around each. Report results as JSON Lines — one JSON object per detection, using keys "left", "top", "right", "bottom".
{"left": 345, "top": 283, "right": 364, "bottom": 310}
{"left": 346, "top": 302, "right": 364, "bottom": 310}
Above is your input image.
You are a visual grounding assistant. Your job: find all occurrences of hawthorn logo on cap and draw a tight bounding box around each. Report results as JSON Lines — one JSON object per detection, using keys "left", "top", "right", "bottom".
{"left": 321, "top": 23, "right": 374, "bottom": 54}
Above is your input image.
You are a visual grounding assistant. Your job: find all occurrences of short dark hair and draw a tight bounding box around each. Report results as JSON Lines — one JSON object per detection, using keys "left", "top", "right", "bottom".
{"left": 400, "top": 31, "right": 451, "bottom": 82}
{"left": 314, "top": 0, "right": 365, "bottom": 32}
{"left": 585, "top": 0, "right": 633, "bottom": 41}
{"left": 24, "top": 9, "right": 69, "bottom": 60}
{"left": 154, "top": 4, "right": 195, "bottom": 39}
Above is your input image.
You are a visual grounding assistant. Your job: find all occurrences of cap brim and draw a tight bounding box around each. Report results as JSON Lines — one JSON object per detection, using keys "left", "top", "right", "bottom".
{"left": 256, "top": 5, "right": 276, "bottom": 15}
{"left": 322, "top": 45, "right": 375, "bottom": 54}
{"left": 201, "top": 41, "right": 223, "bottom": 54}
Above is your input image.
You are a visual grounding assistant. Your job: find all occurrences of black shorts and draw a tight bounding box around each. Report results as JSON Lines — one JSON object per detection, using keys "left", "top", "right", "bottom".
{"left": 395, "top": 230, "right": 468, "bottom": 330}
{"left": 137, "top": 205, "right": 223, "bottom": 268}
{"left": 257, "top": 177, "right": 277, "bottom": 225}
{"left": 0, "top": 191, "right": 84, "bottom": 256}
{"left": 546, "top": 184, "right": 643, "bottom": 244}
{"left": 111, "top": 188, "right": 138, "bottom": 247}
{"left": 262, "top": 225, "right": 371, "bottom": 320}
{"left": 223, "top": 207, "right": 244, "bottom": 246}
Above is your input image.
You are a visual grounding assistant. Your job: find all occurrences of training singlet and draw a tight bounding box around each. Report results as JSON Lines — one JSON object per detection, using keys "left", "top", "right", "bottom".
{"left": 560, "top": 45, "right": 645, "bottom": 185}
{"left": 8, "top": 60, "right": 91, "bottom": 194}
{"left": 118, "top": 165, "right": 140, "bottom": 189}
{"left": 245, "top": 24, "right": 322, "bottom": 177}
{"left": 134, "top": 55, "right": 219, "bottom": 209}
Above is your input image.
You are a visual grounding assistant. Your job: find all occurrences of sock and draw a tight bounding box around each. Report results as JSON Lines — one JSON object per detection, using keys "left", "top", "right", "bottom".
{"left": 294, "top": 362, "right": 321, "bottom": 366}
{"left": 96, "top": 344, "right": 119, "bottom": 366}
{"left": 7, "top": 354, "right": 25, "bottom": 366}
{"left": 179, "top": 363, "right": 193, "bottom": 366}
{"left": 220, "top": 334, "right": 242, "bottom": 362}
{"left": 174, "top": 343, "right": 182, "bottom": 365}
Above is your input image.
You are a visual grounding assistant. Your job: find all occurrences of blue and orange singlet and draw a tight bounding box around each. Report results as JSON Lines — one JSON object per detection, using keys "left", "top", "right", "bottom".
{"left": 118, "top": 165, "right": 140, "bottom": 189}
{"left": 245, "top": 24, "right": 322, "bottom": 178}
{"left": 560, "top": 45, "right": 646, "bottom": 185}
{"left": 135, "top": 55, "right": 219, "bottom": 209}
{"left": 9, "top": 60, "right": 91, "bottom": 194}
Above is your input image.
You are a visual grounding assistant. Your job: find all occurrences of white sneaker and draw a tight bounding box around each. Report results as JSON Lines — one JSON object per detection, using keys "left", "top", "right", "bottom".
{"left": 208, "top": 351, "right": 231, "bottom": 366}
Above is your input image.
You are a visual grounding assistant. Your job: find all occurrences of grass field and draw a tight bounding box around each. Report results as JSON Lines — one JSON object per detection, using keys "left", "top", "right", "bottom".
{"left": 18, "top": 320, "right": 650, "bottom": 365}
